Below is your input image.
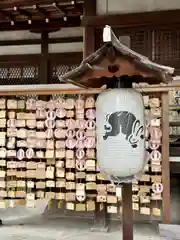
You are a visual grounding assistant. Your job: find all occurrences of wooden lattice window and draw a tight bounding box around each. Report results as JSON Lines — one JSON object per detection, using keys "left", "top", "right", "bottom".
{"left": 115, "top": 27, "right": 180, "bottom": 73}
{"left": 118, "top": 29, "right": 152, "bottom": 59}
{"left": 153, "top": 29, "right": 180, "bottom": 61}
{"left": 0, "top": 66, "right": 39, "bottom": 85}
{"left": 174, "top": 68, "right": 180, "bottom": 76}
{"left": 130, "top": 30, "right": 151, "bottom": 57}
{"left": 52, "top": 64, "right": 79, "bottom": 83}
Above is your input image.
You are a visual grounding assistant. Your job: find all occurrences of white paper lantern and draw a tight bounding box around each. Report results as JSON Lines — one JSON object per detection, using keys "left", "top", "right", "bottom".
{"left": 96, "top": 88, "right": 145, "bottom": 183}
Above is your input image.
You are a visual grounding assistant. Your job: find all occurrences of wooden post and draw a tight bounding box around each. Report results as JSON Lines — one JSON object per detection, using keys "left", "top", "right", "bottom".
{"left": 40, "top": 31, "right": 50, "bottom": 84}
{"left": 83, "top": 0, "right": 96, "bottom": 59}
{"left": 122, "top": 183, "right": 133, "bottom": 240}
{"left": 121, "top": 76, "right": 133, "bottom": 240}
{"left": 161, "top": 92, "right": 171, "bottom": 223}
{"left": 83, "top": 0, "right": 108, "bottom": 232}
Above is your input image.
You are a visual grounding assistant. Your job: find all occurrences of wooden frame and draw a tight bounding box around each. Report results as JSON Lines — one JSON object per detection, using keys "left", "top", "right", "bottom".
{"left": 0, "top": 83, "right": 171, "bottom": 226}
{"left": 162, "top": 92, "right": 171, "bottom": 223}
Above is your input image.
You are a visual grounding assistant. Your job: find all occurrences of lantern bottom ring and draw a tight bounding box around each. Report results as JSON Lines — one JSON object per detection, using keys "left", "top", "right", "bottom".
{"left": 110, "top": 175, "right": 134, "bottom": 185}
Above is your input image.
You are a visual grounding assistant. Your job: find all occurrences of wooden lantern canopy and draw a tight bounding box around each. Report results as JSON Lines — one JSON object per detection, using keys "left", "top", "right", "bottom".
{"left": 59, "top": 25, "right": 174, "bottom": 89}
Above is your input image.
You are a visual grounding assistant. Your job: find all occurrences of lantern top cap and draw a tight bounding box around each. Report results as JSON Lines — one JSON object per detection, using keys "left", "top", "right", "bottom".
{"left": 103, "top": 25, "right": 112, "bottom": 42}
{"left": 59, "top": 25, "right": 174, "bottom": 88}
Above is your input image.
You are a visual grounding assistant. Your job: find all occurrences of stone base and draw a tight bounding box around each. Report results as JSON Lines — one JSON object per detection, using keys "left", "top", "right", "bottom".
{"left": 159, "top": 224, "right": 180, "bottom": 239}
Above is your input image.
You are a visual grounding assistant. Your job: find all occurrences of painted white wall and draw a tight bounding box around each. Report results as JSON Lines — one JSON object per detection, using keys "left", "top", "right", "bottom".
{"left": 0, "top": 27, "right": 83, "bottom": 41}
{"left": 0, "top": 42, "right": 83, "bottom": 55}
{"left": 97, "top": 0, "right": 180, "bottom": 14}
{"left": 0, "top": 27, "right": 83, "bottom": 55}
{"left": 49, "top": 42, "right": 83, "bottom": 53}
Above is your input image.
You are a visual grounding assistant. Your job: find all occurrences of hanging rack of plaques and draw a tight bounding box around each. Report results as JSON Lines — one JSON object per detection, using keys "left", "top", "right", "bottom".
{"left": 0, "top": 83, "right": 170, "bottom": 225}
{"left": 140, "top": 93, "right": 163, "bottom": 220}
{"left": 0, "top": 91, "right": 100, "bottom": 212}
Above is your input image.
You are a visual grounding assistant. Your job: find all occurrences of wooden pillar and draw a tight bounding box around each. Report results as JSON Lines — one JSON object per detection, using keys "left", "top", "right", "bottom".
{"left": 83, "top": 0, "right": 108, "bottom": 232}
{"left": 83, "top": 0, "right": 96, "bottom": 58}
{"left": 40, "top": 31, "right": 50, "bottom": 84}
{"left": 161, "top": 91, "right": 171, "bottom": 223}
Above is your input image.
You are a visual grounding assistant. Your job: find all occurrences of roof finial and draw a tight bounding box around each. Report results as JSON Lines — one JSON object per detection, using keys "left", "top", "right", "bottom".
{"left": 103, "top": 25, "right": 112, "bottom": 43}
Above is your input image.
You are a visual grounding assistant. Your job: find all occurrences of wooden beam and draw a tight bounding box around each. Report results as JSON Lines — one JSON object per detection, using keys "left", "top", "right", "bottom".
{"left": 0, "top": 0, "right": 84, "bottom": 9}
{"left": 0, "top": 36, "right": 83, "bottom": 46}
{"left": 0, "top": 10, "right": 15, "bottom": 25}
{"left": 81, "top": 9, "right": 180, "bottom": 28}
{"left": 0, "top": 17, "right": 81, "bottom": 31}
{"left": 83, "top": 2, "right": 97, "bottom": 227}
{"left": 0, "top": 52, "right": 82, "bottom": 67}
{"left": 52, "top": 1, "right": 67, "bottom": 15}
{"left": 0, "top": 83, "right": 177, "bottom": 96}
{"left": 83, "top": 0, "right": 96, "bottom": 58}
{"left": 13, "top": 7, "right": 32, "bottom": 18}
{"left": 83, "top": 0, "right": 109, "bottom": 232}
{"left": 0, "top": 84, "right": 101, "bottom": 96}
{"left": 161, "top": 92, "right": 171, "bottom": 224}
{"left": 33, "top": 4, "right": 49, "bottom": 21}
{"left": 0, "top": 88, "right": 101, "bottom": 96}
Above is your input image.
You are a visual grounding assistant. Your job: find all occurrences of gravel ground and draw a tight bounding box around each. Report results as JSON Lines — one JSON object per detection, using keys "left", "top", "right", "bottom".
{"left": 0, "top": 201, "right": 160, "bottom": 239}
{"left": 0, "top": 219, "right": 160, "bottom": 240}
